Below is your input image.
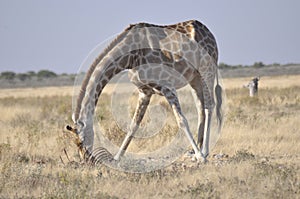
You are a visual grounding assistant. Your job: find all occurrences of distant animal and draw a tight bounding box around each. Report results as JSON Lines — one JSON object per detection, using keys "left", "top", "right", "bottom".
{"left": 244, "top": 76, "right": 260, "bottom": 97}
{"left": 65, "top": 19, "right": 223, "bottom": 164}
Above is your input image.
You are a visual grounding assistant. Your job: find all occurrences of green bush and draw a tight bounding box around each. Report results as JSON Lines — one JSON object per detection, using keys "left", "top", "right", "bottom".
{"left": 252, "top": 62, "right": 265, "bottom": 68}
{"left": 37, "top": 70, "right": 57, "bottom": 78}
{"left": 1, "top": 71, "right": 16, "bottom": 80}
{"left": 17, "top": 73, "right": 31, "bottom": 81}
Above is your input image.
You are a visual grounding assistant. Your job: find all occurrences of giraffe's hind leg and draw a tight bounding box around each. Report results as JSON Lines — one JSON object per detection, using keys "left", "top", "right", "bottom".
{"left": 114, "top": 90, "right": 152, "bottom": 161}
{"left": 190, "top": 74, "right": 214, "bottom": 160}
{"left": 201, "top": 108, "right": 213, "bottom": 158}
{"left": 194, "top": 89, "right": 215, "bottom": 158}
{"left": 190, "top": 76, "right": 206, "bottom": 149}
{"left": 161, "top": 87, "right": 205, "bottom": 162}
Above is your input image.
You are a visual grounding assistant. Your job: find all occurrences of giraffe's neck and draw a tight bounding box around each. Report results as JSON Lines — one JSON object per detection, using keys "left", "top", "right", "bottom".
{"left": 73, "top": 26, "right": 133, "bottom": 123}
{"left": 73, "top": 28, "right": 140, "bottom": 151}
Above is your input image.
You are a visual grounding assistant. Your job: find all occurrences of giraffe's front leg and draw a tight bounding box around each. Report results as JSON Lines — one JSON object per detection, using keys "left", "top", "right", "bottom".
{"left": 114, "top": 91, "right": 152, "bottom": 161}
{"left": 162, "top": 87, "right": 206, "bottom": 163}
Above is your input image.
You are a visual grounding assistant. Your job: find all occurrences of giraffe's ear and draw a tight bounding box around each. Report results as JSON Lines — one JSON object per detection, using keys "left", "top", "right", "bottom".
{"left": 72, "top": 113, "right": 76, "bottom": 123}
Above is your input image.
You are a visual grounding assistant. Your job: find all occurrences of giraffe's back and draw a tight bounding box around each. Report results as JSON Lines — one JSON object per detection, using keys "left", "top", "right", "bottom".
{"left": 126, "top": 20, "right": 218, "bottom": 93}
{"left": 128, "top": 20, "right": 218, "bottom": 63}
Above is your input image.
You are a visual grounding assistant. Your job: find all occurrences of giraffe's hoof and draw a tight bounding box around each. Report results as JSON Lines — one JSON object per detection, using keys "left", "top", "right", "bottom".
{"left": 191, "top": 156, "right": 197, "bottom": 162}
{"left": 200, "top": 157, "right": 208, "bottom": 163}
{"left": 113, "top": 154, "right": 122, "bottom": 161}
{"left": 191, "top": 153, "right": 207, "bottom": 164}
{"left": 191, "top": 153, "right": 207, "bottom": 163}
{"left": 113, "top": 156, "right": 119, "bottom": 161}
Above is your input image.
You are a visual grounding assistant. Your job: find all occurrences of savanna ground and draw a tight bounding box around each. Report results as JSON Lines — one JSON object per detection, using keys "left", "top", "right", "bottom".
{"left": 0, "top": 75, "right": 299, "bottom": 198}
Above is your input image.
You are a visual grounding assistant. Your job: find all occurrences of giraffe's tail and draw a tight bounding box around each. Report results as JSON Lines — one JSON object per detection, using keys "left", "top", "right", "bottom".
{"left": 215, "top": 72, "right": 223, "bottom": 133}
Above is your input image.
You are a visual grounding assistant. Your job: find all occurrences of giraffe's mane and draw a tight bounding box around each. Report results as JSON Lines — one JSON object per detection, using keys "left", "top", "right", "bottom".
{"left": 73, "top": 25, "right": 135, "bottom": 122}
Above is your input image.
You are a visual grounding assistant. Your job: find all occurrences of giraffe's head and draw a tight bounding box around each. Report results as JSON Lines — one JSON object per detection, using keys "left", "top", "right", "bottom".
{"left": 65, "top": 124, "right": 85, "bottom": 157}
{"left": 65, "top": 123, "right": 113, "bottom": 164}
{"left": 64, "top": 122, "right": 94, "bottom": 160}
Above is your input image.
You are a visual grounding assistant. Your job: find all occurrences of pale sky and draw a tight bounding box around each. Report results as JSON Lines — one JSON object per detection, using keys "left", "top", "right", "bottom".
{"left": 0, "top": 0, "right": 299, "bottom": 73}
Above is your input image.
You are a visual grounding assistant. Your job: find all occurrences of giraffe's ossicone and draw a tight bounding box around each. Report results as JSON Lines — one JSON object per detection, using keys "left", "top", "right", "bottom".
{"left": 65, "top": 20, "right": 224, "bottom": 172}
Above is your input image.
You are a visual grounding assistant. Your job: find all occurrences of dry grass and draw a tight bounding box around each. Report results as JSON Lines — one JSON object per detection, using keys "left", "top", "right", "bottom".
{"left": 222, "top": 75, "right": 300, "bottom": 89}
{"left": 0, "top": 75, "right": 300, "bottom": 198}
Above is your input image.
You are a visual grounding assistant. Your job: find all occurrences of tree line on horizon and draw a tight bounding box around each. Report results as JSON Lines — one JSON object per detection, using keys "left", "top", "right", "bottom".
{"left": 218, "top": 61, "right": 294, "bottom": 69}
{"left": 0, "top": 70, "right": 69, "bottom": 81}
{"left": 0, "top": 62, "right": 297, "bottom": 81}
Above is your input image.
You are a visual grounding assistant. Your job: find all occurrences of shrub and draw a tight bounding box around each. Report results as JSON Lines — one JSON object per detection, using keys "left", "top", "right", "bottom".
{"left": 17, "top": 73, "right": 31, "bottom": 81}
{"left": 27, "top": 71, "right": 36, "bottom": 77}
{"left": 218, "top": 62, "right": 231, "bottom": 69}
{"left": 1, "top": 71, "right": 16, "bottom": 80}
{"left": 37, "top": 70, "right": 57, "bottom": 78}
{"left": 252, "top": 62, "right": 265, "bottom": 68}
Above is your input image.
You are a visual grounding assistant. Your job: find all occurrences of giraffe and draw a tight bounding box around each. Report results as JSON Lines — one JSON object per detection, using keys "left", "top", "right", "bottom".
{"left": 65, "top": 20, "right": 223, "bottom": 163}
{"left": 244, "top": 76, "right": 260, "bottom": 97}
